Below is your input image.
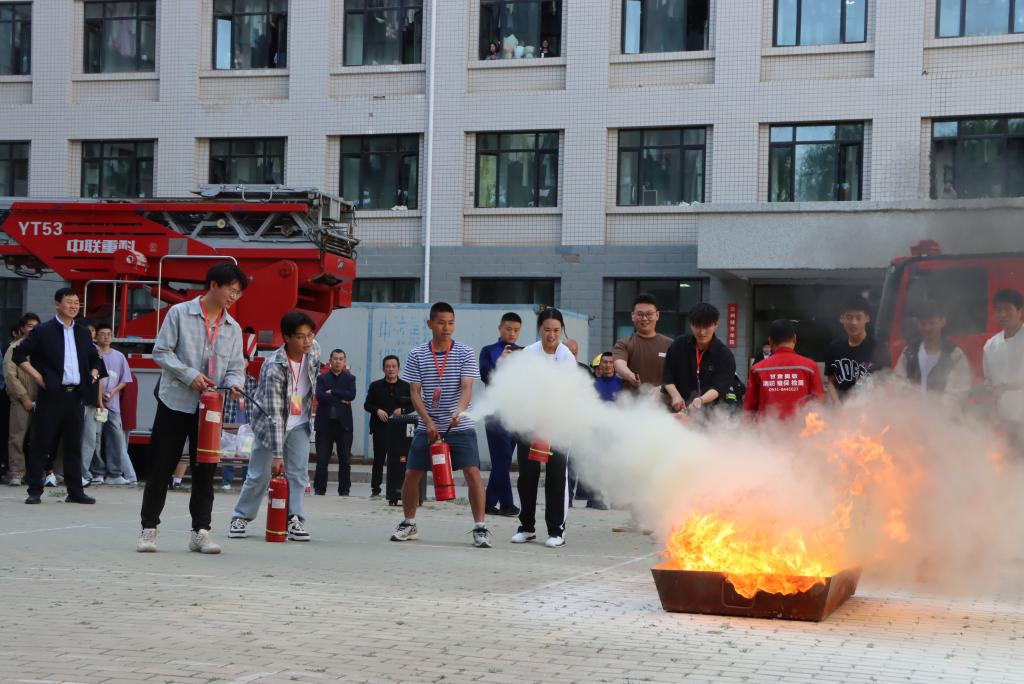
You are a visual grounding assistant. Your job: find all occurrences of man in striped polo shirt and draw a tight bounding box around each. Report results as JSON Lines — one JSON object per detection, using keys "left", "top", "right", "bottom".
{"left": 390, "top": 302, "right": 491, "bottom": 548}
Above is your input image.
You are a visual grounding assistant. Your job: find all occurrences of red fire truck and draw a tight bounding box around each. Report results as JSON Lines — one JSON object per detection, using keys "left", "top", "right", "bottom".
{"left": 876, "top": 240, "right": 1024, "bottom": 375}
{"left": 0, "top": 185, "right": 358, "bottom": 445}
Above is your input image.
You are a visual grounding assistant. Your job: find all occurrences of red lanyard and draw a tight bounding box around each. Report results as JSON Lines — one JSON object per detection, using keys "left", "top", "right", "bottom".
{"left": 431, "top": 341, "right": 451, "bottom": 380}
{"left": 199, "top": 299, "right": 223, "bottom": 377}
{"left": 288, "top": 357, "right": 302, "bottom": 391}
{"left": 695, "top": 345, "right": 706, "bottom": 394}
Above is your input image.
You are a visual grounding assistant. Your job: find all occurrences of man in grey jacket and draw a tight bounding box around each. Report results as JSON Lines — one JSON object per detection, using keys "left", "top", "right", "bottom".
{"left": 137, "top": 264, "right": 247, "bottom": 554}
{"left": 229, "top": 311, "right": 320, "bottom": 542}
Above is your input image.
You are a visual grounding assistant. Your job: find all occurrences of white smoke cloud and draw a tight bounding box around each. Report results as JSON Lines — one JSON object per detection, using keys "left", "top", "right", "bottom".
{"left": 473, "top": 353, "right": 1024, "bottom": 594}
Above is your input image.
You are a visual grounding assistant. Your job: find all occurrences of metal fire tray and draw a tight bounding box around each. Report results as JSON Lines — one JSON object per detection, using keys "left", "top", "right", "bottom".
{"left": 651, "top": 565, "right": 861, "bottom": 622}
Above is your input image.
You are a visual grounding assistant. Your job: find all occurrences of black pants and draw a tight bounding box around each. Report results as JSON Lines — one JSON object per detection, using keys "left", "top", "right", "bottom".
{"left": 516, "top": 442, "right": 568, "bottom": 539}
{"left": 370, "top": 431, "right": 387, "bottom": 494}
{"left": 26, "top": 389, "right": 85, "bottom": 498}
{"left": 314, "top": 421, "right": 352, "bottom": 495}
{"left": 140, "top": 400, "right": 215, "bottom": 531}
{"left": 0, "top": 392, "right": 10, "bottom": 475}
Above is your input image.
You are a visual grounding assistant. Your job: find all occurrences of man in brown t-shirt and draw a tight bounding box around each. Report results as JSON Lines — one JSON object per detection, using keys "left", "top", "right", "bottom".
{"left": 612, "top": 292, "right": 673, "bottom": 398}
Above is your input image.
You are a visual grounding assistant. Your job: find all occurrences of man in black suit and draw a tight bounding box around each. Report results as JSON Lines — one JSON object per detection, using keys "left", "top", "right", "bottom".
{"left": 313, "top": 349, "right": 356, "bottom": 495}
{"left": 13, "top": 287, "right": 104, "bottom": 505}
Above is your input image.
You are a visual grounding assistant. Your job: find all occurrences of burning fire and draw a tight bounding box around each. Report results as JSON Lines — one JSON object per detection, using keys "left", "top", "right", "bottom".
{"left": 660, "top": 413, "right": 915, "bottom": 598}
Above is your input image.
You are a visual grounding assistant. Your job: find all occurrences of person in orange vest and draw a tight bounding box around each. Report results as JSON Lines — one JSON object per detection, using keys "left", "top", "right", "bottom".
{"left": 744, "top": 319, "right": 825, "bottom": 420}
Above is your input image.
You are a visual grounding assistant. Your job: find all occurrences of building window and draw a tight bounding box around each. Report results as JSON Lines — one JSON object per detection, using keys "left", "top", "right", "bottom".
{"left": 81, "top": 140, "right": 154, "bottom": 198}
{"left": 622, "top": 0, "right": 709, "bottom": 54}
{"left": 340, "top": 135, "right": 419, "bottom": 210}
{"left": 213, "top": 0, "right": 287, "bottom": 70}
{"left": 774, "top": 0, "right": 867, "bottom": 46}
{"left": 209, "top": 138, "right": 286, "bottom": 185}
{"left": 613, "top": 279, "right": 703, "bottom": 342}
{"left": 769, "top": 123, "right": 864, "bottom": 202}
{"left": 0, "top": 3, "right": 30, "bottom": 75}
{"left": 353, "top": 278, "right": 418, "bottom": 303}
{"left": 475, "top": 132, "right": 558, "bottom": 208}
{"left": 0, "top": 279, "right": 26, "bottom": 341}
{"left": 471, "top": 279, "right": 557, "bottom": 306}
{"left": 344, "top": 0, "right": 422, "bottom": 66}
{"left": 0, "top": 142, "right": 29, "bottom": 196}
{"left": 931, "top": 116, "right": 1024, "bottom": 199}
{"left": 84, "top": 1, "right": 156, "bottom": 73}
{"left": 937, "top": 0, "right": 1024, "bottom": 38}
{"left": 479, "top": 0, "right": 561, "bottom": 60}
{"left": 617, "top": 128, "right": 706, "bottom": 206}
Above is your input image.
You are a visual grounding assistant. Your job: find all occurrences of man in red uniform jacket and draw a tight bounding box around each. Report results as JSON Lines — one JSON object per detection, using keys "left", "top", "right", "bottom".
{"left": 744, "top": 319, "right": 825, "bottom": 420}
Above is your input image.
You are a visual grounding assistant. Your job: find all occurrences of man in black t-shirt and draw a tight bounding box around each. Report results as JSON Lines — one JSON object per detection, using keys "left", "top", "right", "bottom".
{"left": 662, "top": 303, "right": 737, "bottom": 414}
{"left": 825, "top": 296, "right": 891, "bottom": 402}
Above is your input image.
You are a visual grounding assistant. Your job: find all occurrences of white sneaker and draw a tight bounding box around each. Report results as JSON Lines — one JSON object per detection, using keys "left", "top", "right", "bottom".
{"left": 137, "top": 528, "right": 157, "bottom": 552}
{"left": 287, "top": 515, "right": 310, "bottom": 542}
{"left": 90, "top": 475, "right": 104, "bottom": 485}
{"left": 188, "top": 529, "right": 222, "bottom": 554}
{"left": 220, "top": 483, "right": 232, "bottom": 491}
{"left": 82, "top": 477, "right": 91, "bottom": 488}
{"left": 472, "top": 526, "right": 492, "bottom": 548}
{"left": 544, "top": 536, "right": 565, "bottom": 548}
{"left": 228, "top": 517, "right": 248, "bottom": 539}
{"left": 105, "top": 476, "right": 131, "bottom": 485}
{"left": 6, "top": 475, "right": 22, "bottom": 487}
{"left": 390, "top": 521, "right": 418, "bottom": 542}
{"left": 44, "top": 473, "right": 58, "bottom": 487}
{"left": 510, "top": 530, "right": 536, "bottom": 543}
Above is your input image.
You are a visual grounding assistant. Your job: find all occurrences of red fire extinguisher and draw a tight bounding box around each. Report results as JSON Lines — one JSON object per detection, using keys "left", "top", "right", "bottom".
{"left": 528, "top": 439, "right": 552, "bottom": 463}
{"left": 429, "top": 431, "right": 456, "bottom": 502}
{"left": 266, "top": 468, "right": 288, "bottom": 542}
{"left": 196, "top": 390, "right": 224, "bottom": 464}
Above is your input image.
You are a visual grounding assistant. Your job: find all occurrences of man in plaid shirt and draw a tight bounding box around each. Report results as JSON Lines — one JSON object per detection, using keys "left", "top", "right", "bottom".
{"left": 228, "top": 311, "right": 320, "bottom": 542}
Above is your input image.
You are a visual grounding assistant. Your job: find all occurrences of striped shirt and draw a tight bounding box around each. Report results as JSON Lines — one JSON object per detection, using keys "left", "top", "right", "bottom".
{"left": 401, "top": 340, "right": 479, "bottom": 434}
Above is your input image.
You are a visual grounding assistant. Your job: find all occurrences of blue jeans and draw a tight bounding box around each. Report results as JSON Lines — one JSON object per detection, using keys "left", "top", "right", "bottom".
{"left": 484, "top": 419, "right": 516, "bottom": 509}
{"left": 233, "top": 424, "right": 310, "bottom": 521}
{"left": 100, "top": 410, "right": 126, "bottom": 478}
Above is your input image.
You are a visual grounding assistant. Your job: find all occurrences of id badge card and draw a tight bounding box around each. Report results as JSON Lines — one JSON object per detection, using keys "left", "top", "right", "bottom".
{"left": 431, "top": 387, "right": 441, "bottom": 408}
{"left": 290, "top": 394, "right": 302, "bottom": 416}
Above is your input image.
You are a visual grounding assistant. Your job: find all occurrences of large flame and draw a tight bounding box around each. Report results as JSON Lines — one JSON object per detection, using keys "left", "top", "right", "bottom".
{"left": 660, "top": 413, "right": 915, "bottom": 598}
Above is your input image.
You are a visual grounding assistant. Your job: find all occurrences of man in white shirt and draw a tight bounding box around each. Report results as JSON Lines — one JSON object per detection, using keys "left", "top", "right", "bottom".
{"left": 983, "top": 289, "right": 1024, "bottom": 447}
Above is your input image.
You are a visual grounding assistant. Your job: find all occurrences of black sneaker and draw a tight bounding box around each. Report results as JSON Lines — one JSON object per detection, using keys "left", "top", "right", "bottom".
{"left": 497, "top": 505, "right": 520, "bottom": 517}
{"left": 485, "top": 505, "right": 501, "bottom": 516}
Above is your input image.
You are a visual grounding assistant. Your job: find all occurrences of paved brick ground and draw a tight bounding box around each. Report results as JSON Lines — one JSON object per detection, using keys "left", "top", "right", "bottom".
{"left": 1, "top": 484, "right": 1022, "bottom": 684}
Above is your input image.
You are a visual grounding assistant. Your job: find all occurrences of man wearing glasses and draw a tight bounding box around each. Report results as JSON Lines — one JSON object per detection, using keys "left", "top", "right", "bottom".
{"left": 612, "top": 293, "right": 673, "bottom": 401}
{"left": 137, "top": 263, "right": 247, "bottom": 554}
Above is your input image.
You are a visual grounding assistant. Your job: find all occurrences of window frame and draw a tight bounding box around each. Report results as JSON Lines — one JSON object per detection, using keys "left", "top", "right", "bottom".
{"left": 352, "top": 278, "right": 419, "bottom": 303}
{"left": 339, "top": 134, "right": 420, "bottom": 210}
{"left": 930, "top": 114, "right": 1024, "bottom": 199}
{"left": 0, "top": 279, "right": 26, "bottom": 344}
{"left": 83, "top": 0, "right": 156, "bottom": 74}
{"left": 208, "top": 137, "right": 287, "bottom": 185}
{"left": 620, "top": 0, "right": 710, "bottom": 55}
{"left": 343, "top": 0, "right": 423, "bottom": 67}
{"left": 768, "top": 122, "right": 865, "bottom": 203}
{"left": 470, "top": 278, "right": 558, "bottom": 306}
{"left": 80, "top": 140, "right": 155, "bottom": 199}
{"left": 773, "top": 0, "right": 869, "bottom": 47}
{"left": 611, "top": 278, "right": 705, "bottom": 344}
{"left": 212, "top": 0, "right": 288, "bottom": 70}
{"left": 473, "top": 131, "right": 560, "bottom": 209}
{"left": 935, "top": 0, "right": 1023, "bottom": 38}
{"left": 478, "top": 0, "right": 563, "bottom": 60}
{"left": 615, "top": 127, "right": 707, "bottom": 206}
{"left": 0, "top": 141, "right": 30, "bottom": 196}
{"left": 0, "top": 2, "right": 31, "bottom": 76}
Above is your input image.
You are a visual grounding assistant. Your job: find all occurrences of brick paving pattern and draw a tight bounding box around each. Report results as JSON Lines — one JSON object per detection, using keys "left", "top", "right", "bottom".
{"left": 1, "top": 486, "right": 1021, "bottom": 683}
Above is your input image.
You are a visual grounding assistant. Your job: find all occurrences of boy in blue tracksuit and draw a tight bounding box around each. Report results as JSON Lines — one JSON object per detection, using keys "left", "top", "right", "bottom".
{"left": 478, "top": 312, "right": 523, "bottom": 517}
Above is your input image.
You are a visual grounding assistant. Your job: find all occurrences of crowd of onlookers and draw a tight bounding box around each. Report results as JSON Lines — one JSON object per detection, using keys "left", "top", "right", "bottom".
{"left": 3, "top": 272, "right": 1021, "bottom": 554}
{"left": 1, "top": 312, "right": 136, "bottom": 489}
